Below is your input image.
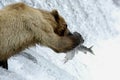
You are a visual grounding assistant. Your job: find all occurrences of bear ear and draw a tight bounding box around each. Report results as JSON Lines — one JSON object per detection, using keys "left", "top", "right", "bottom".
{"left": 51, "top": 9, "right": 59, "bottom": 22}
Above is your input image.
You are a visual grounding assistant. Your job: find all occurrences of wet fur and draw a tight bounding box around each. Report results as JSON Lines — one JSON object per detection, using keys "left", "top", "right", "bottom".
{"left": 0, "top": 3, "right": 83, "bottom": 69}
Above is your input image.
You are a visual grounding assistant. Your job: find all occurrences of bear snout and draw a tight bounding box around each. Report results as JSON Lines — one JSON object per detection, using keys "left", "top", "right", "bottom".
{"left": 73, "top": 32, "right": 84, "bottom": 44}
{"left": 67, "top": 32, "right": 72, "bottom": 36}
{"left": 70, "top": 32, "right": 84, "bottom": 48}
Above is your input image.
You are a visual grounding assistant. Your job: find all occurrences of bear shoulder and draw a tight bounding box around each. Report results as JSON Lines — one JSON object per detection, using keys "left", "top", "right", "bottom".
{"left": 4, "top": 3, "right": 29, "bottom": 11}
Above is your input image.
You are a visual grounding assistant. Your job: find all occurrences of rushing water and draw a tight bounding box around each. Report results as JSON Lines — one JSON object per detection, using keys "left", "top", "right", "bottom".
{"left": 0, "top": 0, "right": 120, "bottom": 80}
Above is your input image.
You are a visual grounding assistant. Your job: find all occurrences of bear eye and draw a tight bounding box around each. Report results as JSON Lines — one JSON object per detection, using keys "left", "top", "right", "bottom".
{"left": 64, "top": 24, "right": 67, "bottom": 28}
{"left": 65, "top": 24, "right": 67, "bottom": 28}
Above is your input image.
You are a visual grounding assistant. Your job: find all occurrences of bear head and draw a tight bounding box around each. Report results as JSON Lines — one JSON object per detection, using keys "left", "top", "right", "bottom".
{"left": 51, "top": 10, "right": 72, "bottom": 37}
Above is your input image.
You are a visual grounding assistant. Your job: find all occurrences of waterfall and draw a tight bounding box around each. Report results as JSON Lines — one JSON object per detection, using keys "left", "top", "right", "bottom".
{"left": 0, "top": 0, "right": 120, "bottom": 80}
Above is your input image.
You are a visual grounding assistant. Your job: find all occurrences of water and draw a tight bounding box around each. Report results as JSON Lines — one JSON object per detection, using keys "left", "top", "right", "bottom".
{"left": 0, "top": 0, "right": 120, "bottom": 80}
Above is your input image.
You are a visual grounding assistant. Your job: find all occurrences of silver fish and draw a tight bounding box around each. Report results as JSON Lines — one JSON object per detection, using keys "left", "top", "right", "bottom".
{"left": 64, "top": 44, "right": 95, "bottom": 63}
{"left": 78, "top": 45, "right": 95, "bottom": 55}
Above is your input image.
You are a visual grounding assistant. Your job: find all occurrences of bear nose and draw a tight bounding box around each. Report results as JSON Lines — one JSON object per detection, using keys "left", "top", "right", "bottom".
{"left": 73, "top": 32, "right": 84, "bottom": 44}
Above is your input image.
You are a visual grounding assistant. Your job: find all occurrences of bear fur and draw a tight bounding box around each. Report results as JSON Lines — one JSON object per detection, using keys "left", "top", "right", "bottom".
{"left": 0, "top": 3, "right": 84, "bottom": 69}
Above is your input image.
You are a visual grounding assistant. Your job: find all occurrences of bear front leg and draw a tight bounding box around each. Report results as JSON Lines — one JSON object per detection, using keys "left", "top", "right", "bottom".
{"left": 0, "top": 60, "right": 8, "bottom": 69}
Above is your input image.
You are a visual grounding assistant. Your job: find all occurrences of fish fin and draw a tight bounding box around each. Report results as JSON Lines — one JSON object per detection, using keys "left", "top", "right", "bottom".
{"left": 90, "top": 45, "right": 93, "bottom": 49}
{"left": 89, "top": 46, "right": 95, "bottom": 55}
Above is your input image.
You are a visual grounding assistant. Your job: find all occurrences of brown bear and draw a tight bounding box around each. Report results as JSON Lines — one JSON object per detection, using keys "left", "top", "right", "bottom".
{"left": 0, "top": 3, "right": 84, "bottom": 69}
